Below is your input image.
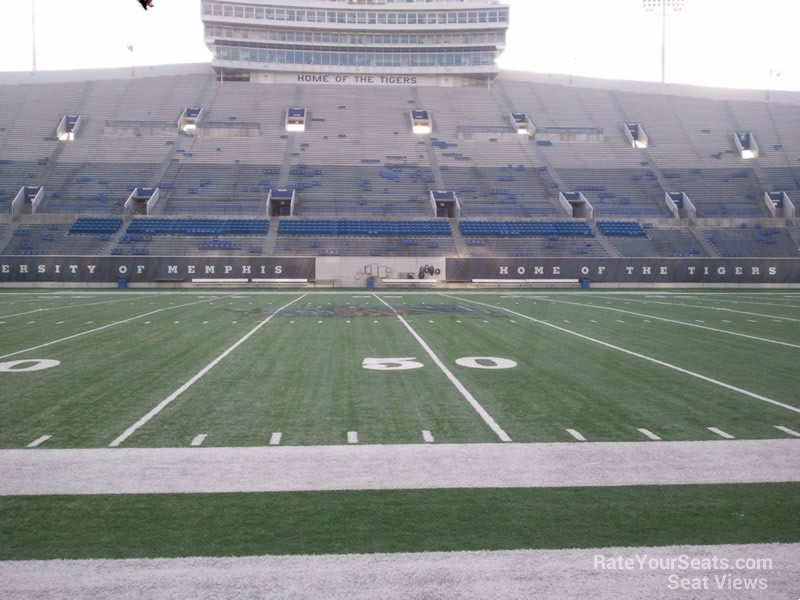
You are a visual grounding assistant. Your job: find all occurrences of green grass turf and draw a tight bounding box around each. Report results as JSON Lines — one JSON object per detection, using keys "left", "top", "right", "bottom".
{"left": 0, "top": 291, "right": 799, "bottom": 448}
{"left": 1, "top": 483, "right": 798, "bottom": 560}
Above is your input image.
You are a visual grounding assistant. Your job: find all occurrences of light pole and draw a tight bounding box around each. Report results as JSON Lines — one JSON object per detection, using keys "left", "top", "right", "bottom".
{"left": 31, "top": 0, "right": 37, "bottom": 73}
{"left": 642, "top": 0, "right": 685, "bottom": 84}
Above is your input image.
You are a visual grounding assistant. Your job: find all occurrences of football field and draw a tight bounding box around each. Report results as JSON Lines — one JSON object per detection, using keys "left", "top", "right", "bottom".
{"left": 1, "top": 289, "right": 799, "bottom": 597}
{"left": 2, "top": 289, "right": 800, "bottom": 449}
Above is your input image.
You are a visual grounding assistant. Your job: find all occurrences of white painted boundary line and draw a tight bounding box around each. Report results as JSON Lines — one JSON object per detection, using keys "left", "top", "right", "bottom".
{"left": 27, "top": 435, "right": 51, "bottom": 448}
{"left": 775, "top": 426, "right": 800, "bottom": 438}
{"left": 374, "top": 294, "right": 512, "bottom": 443}
{"left": 270, "top": 432, "right": 282, "bottom": 446}
{"left": 566, "top": 429, "right": 586, "bottom": 442}
{"left": 190, "top": 434, "right": 207, "bottom": 447}
{"left": 538, "top": 297, "right": 800, "bottom": 350}
{"left": 0, "top": 295, "right": 159, "bottom": 321}
{"left": 443, "top": 295, "right": 800, "bottom": 416}
{"left": 581, "top": 294, "right": 800, "bottom": 323}
{"left": 347, "top": 431, "right": 358, "bottom": 444}
{"left": 109, "top": 294, "right": 307, "bottom": 447}
{"left": 0, "top": 296, "right": 224, "bottom": 361}
{"left": 707, "top": 427, "right": 735, "bottom": 440}
{"left": 637, "top": 428, "right": 662, "bottom": 441}
{"left": 422, "top": 430, "right": 434, "bottom": 443}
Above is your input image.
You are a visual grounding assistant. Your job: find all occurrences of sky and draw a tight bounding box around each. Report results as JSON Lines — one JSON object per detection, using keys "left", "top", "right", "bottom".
{"left": 0, "top": 0, "right": 797, "bottom": 91}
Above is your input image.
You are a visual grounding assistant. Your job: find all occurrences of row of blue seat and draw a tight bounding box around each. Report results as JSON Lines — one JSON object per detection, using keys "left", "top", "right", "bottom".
{"left": 596, "top": 222, "right": 647, "bottom": 238}
{"left": 460, "top": 222, "right": 593, "bottom": 238}
{"left": 127, "top": 219, "right": 269, "bottom": 236}
{"left": 279, "top": 220, "right": 452, "bottom": 237}
{"left": 68, "top": 218, "right": 123, "bottom": 236}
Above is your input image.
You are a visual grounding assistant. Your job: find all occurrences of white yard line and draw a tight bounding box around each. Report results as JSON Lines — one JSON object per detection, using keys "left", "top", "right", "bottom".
{"left": 637, "top": 428, "right": 662, "bottom": 441}
{"left": 707, "top": 427, "right": 736, "bottom": 440}
{"left": 374, "top": 294, "right": 511, "bottom": 443}
{"left": 537, "top": 297, "right": 800, "bottom": 350}
{"left": 108, "top": 294, "right": 307, "bottom": 448}
{"left": 774, "top": 426, "right": 800, "bottom": 438}
{"left": 0, "top": 297, "right": 224, "bottom": 361}
{"left": 443, "top": 295, "right": 800, "bottom": 416}
{"left": 26, "top": 435, "right": 51, "bottom": 448}
{"left": 2, "top": 440, "right": 798, "bottom": 496}
{"left": 578, "top": 294, "right": 800, "bottom": 323}
{"left": 0, "top": 295, "right": 158, "bottom": 321}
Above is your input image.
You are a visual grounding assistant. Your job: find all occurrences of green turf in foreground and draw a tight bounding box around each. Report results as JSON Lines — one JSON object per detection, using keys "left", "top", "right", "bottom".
{"left": 1, "top": 483, "right": 798, "bottom": 560}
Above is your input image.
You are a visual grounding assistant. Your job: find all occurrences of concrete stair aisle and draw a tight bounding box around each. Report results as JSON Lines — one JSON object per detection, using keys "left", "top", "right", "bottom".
{"left": 449, "top": 218, "right": 469, "bottom": 257}
{"left": 103, "top": 217, "right": 133, "bottom": 256}
{"left": 264, "top": 218, "right": 280, "bottom": 256}
{"left": 410, "top": 87, "right": 445, "bottom": 192}
{"left": 786, "top": 227, "right": 800, "bottom": 249}
{"left": 692, "top": 228, "right": 722, "bottom": 258}
{"left": 588, "top": 222, "right": 621, "bottom": 257}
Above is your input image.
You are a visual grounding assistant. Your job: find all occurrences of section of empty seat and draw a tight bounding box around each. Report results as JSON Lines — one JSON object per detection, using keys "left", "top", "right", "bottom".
{"left": 275, "top": 237, "right": 457, "bottom": 257}
{"left": 460, "top": 221, "right": 593, "bottom": 238}
{"left": 68, "top": 218, "right": 123, "bottom": 235}
{"left": 1, "top": 223, "right": 112, "bottom": 255}
{"left": 279, "top": 220, "right": 451, "bottom": 237}
{"left": 126, "top": 218, "right": 269, "bottom": 236}
{"left": 597, "top": 221, "right": 647, "bottom": 237}
{"left": 605, "top": 227, "right": 708, "bottom": 258}
{"left": 704, "top": 227, "right": 800, "bottom": 257}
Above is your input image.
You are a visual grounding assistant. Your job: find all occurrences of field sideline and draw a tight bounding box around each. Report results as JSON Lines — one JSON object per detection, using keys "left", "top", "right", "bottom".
{"left": 1, "top": 289, "right": 799, "bottom": 597}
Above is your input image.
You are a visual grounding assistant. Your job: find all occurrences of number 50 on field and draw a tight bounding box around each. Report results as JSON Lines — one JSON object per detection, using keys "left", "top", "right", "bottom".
{"left": 362, "top": 357, "right": 517, "bottom": 371}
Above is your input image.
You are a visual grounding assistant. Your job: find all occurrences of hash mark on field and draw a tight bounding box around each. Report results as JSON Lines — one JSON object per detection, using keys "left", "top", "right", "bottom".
{"left": 347, "top": 431, "right": 358, "bottom": 444}
{"left": 191, "top": 434, "right": 207, "bottom": 447}
{"left": 422, "top": 430, "right": 434, "bottom": 443}
{"left": 590, "top": 320, "right": 598, "bottom": 323}
{"left": 722, "top": 320, "right": 732, "bottom": 323}
{"left": 270, "top": 432, "right": 282, "bottom": 446}
{"left": 708, "top": 427, "right": 735, "bottom": 440}
{"left": 638, "top": 428, "right": 662, "bottom": 441}
{"left": 566, "top": 429, "right": 587, "bottom": 442}
{"left": 616, "top": 320, "right": 625, "bottom": 324}
{"left": 27, "top": 321, "right": 35, "bottom": 325}
{"left": 774, "top": 426, "right": 800, "bottom": 438}
{"left": 27, "top": 435, "right": 52, "bottom": 448}
{"left": 203, "top": 321, "right": 209, "bottom": 325}
{"left": 747, "top": 320, "right": 757, "bottom": 323}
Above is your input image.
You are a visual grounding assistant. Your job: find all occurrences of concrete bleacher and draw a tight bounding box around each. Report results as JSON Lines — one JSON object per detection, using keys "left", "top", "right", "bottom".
{"left": 1, "top": 223, "right": 112, "bottom": 255}
{"left": 704, "top": 226, "right": 800, "bottom": 258}
{"left": 275, "top": 236, "right": 456, "bottom": 257}
{"left": 603, "top": 226, "right": 708, "bottom": 258}
{"left": 464, "top": 238, "right": 608, "bottom": 258}
{"left": 665, "top": 169, "right": 769, "bottom": 218}
{"left": 1, "top": 69, "right": 800, "bottom": 260}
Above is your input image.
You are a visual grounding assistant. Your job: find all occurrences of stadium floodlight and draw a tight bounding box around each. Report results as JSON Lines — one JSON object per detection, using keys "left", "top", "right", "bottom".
{"left": 642, "top": 0, "right": 685, "bottom": 84}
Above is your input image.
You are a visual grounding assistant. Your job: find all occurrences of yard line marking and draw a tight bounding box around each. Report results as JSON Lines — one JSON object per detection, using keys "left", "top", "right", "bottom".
{"left": 270, "top": 432, "right": 282, "bottom": 446}
{"left": 27, "top": 435, "right": 52, "bottom": 448}
{"left": 374, "top": 294, "right": 511, "bottom": 442}
{"left": 774, "top": 426, "right": 800, "bottom": 438}
{"left": 191, "top": 434, "right": 207, "bottom": 447}
{"left": 0, "top": 295, "right": 156, "bottom": 321}
{"left": 708, "top": 427, "right": 735, "bottom": 440}
{"left": 581, "top": 294, "right": 800, "bottom": 323}
{"left": 638, "top": 428, "right": 662, "bottom": 441}
{"left": 566, "top": 429, "right": 587, "bottom": 442}
{"left": 422, "top": 430, "right": 435, "bottom": 443}
{"left": 443, "top": 295, "right": 800, "bottom": 415}
{"left": 534, "top": 297, "right": 800, "bottom": 351}
{"left": 0, "top": 297, "right": 223, "bottom": 361}
{"left": 108, "top": 294, "right": 307, "bottom": 447}
{"left": 347, "top": 431, "right": 359, "bottom": 444}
